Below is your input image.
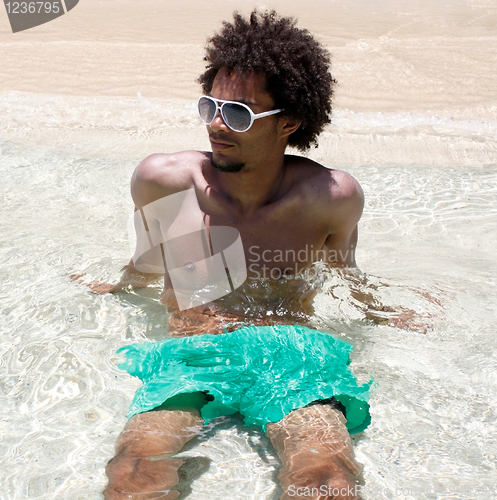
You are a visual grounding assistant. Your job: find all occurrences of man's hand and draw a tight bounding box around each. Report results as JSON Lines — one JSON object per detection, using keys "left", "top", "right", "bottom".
{"left": 70, "top": 263, "right": 163, "bottom": 295}
{"left": 70, "top": 273, "right": 124, "bottom": 294}
{"left": 332, "top": 269, "right": 439, "bottom": 334}
{"left": 364, "top": 304, "right": 432, "bottom": 334}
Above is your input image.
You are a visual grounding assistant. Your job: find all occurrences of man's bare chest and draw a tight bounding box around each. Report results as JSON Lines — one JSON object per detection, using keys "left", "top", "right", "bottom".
{"left": 207, "top": 211, "right": 329, "bottom": 275}
{"left": 151, "top": 187, "right": 329, "bottom": 277}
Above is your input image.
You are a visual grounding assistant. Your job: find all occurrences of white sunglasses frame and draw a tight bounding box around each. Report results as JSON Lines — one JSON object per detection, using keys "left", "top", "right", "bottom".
{"left": 197, "top": 96, "right": 284, "bottom": 132}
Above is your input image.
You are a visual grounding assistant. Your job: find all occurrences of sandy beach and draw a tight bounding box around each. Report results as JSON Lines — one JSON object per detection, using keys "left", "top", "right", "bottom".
{"left": 1, "top": 0, "right": 496, "bottom": 164}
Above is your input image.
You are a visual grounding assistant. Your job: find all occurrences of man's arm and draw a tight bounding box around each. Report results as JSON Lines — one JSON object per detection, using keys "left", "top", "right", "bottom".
{"left": 322, "top": 170, "right": 364, "bottom": 268}
{"left": 319, "top": 170, "right": 434, "bottom": 332}
{"left": 78, "top": 259, "right": 163, "bottom": 294}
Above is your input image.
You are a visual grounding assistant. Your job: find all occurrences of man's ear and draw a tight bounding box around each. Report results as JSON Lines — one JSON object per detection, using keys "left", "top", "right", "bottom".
{"left": 278, "top": 116, "right": 301, "bottom": 139}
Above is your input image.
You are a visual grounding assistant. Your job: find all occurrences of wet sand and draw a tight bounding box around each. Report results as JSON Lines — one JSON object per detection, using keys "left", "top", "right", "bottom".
{"left": 1, "top": 0, "right": 496, "bottom": 109}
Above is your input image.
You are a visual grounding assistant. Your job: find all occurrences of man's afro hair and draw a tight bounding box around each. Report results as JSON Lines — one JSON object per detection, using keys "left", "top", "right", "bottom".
{"left": 198, "top": 10, "right": 336, "bottom": 151}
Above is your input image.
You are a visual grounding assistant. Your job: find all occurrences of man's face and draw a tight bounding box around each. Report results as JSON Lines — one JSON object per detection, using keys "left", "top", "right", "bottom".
{"left": 207, "top": 68, "right": 282, "bottom": 173}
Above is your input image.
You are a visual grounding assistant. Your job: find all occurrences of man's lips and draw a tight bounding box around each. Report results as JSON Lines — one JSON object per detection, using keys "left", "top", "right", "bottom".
{"left": 209, "top": 137, "right": 235, "bottom": 150}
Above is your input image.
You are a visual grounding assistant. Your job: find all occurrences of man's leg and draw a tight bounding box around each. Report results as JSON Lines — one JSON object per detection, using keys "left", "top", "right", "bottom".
{"left": 266, "top": 405, "right": 362, "bottom": 500}
{"left": 104, "top": 409, "right": 204, "bottom": 500}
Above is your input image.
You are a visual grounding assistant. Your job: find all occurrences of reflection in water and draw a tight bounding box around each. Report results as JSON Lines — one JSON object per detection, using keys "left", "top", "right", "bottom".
{"left": 163, "top": 267, "right": 320, "bottom": 337}
{"left": 163, "top": 263, "right": 444, "bottom": 338}
{"left": 104, "top": 262, "right": 442, "bottom": 499}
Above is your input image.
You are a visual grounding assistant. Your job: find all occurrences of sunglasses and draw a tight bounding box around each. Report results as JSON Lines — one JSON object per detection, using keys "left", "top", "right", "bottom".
{"left": 197, "top": 96, "right": 284, "bottom": 132}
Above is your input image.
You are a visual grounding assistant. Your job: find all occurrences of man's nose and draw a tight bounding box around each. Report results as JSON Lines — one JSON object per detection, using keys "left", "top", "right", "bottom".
{"left": 209, "top": 109, "right": 229, "bottom": 130}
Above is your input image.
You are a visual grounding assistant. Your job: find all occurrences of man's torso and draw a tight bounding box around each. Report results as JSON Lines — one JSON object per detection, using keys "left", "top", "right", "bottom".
{"left": 131, "top": 150, "right": 362, "bottom": 334}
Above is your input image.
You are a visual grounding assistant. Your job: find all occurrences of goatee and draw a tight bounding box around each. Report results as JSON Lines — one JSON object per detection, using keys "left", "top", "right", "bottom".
{"left": 211, "top": 159, "right": 245, "bottom": 173}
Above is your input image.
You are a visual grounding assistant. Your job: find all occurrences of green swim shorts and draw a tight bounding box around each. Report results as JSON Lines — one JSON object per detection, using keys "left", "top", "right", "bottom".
{"left": 117, "top": 324, "right": 372, "bottom": 434}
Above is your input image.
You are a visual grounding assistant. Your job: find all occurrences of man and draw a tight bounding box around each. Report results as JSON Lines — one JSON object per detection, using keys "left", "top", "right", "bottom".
{"left": 102, "top": 11, "right": 367, "bottom": 500}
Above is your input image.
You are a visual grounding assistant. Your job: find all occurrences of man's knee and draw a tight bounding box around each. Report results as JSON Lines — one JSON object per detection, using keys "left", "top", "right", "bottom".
{"left": 105, "top": 451, "right": 135, "bottom": 484}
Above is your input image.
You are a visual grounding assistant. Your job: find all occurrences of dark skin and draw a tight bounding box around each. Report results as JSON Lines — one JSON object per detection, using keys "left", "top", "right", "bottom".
{"left": 97, "top": 69, "right": 365, "bottom": 499}
{"left": 130, "top": 68, "right": 362, "bottom": 276}
{"left": 84, "top": 69, "right": 366, "bottom": 330}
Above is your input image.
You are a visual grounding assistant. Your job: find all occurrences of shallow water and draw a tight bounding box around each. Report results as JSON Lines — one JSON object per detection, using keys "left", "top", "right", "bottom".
{"left": 2, "top": 125, "right": 496, "bottom": 500}
{"left": 1, "top": 0, "right": 497, "bottom": 498}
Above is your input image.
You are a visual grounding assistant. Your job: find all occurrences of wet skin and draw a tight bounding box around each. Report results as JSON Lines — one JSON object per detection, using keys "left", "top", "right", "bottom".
{"left": 104, "top": 68, "right": 364, "bottom": 499}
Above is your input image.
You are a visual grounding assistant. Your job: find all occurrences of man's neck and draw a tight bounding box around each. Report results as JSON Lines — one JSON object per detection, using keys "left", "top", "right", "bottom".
{"left": 209, "top": 155, "right": 288, "bottom": 216}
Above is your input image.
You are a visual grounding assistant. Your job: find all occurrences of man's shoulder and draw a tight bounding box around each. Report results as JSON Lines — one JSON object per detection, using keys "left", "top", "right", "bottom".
{"left": 131, "top": 151, "right": 208, "bottom": 207}
{"left": 133, "top": 151, "right": 207, "bottom": 184}
{"left": 286, "top": 155, "right": 363, "bottom": 203}
{"left": 286, "top": 155, "right": 363, "bottom": 232}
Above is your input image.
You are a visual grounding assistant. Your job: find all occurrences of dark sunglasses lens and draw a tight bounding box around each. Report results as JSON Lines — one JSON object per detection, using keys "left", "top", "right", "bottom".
{"left": 198, "top": 97, "right": 216, "bottom": 123}
{"left": 222, "top": 103, "right": 251, "bottom": 132}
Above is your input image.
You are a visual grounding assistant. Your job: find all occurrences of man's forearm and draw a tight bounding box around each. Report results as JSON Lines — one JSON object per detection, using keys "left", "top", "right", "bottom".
{"left": 77, "top": 261, "right": 163, "bottom": 294}
{"left": 112, "top": 262, "right": 163, "bottom": 292}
